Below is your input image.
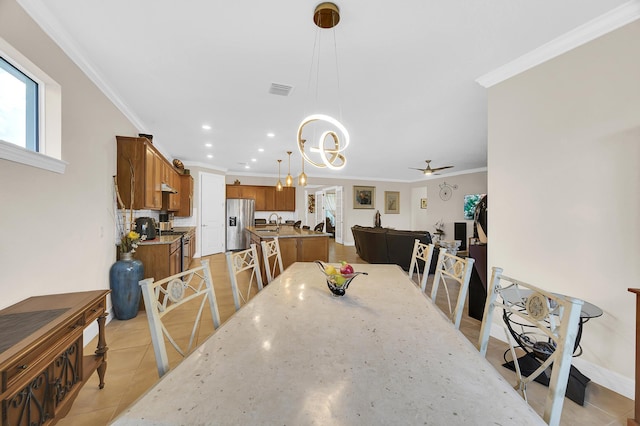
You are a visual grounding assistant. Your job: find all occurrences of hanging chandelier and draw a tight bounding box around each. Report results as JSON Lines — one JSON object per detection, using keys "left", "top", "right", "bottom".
{"left": 285, "top": 151, "right": 293, "bottom": 187}
{"left": 276, "top": 159, "right": 283, "bottom": 191}
{"left": 298, "top": 140, "right": 308, "bottom": 186}
{"left": 297, "top": 2, "right": 349, "bottom": 171}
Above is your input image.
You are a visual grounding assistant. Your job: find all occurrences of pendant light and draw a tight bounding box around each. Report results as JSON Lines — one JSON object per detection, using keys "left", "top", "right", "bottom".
{"left": 297, "top": 2, "right": 350, "bottom": 171}
{"left": 285, "top": 151, "right": 293, "bottom": 187}
{"left": 298, "top": 140, "right": 308, "bottom": 187}
{"left": 276, "top": 159, "right": 283, "bottom": 191}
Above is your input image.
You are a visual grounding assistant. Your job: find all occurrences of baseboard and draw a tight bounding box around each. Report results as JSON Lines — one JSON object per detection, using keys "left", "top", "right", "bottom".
{"left": 487, "top": 322, "right": 634, "bottom": 399}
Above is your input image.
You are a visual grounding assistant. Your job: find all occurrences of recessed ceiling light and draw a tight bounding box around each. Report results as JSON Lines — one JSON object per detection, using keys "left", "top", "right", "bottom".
{"left": 267, "top": 133, "right": 275, "bottom": 138}
{"left": 205, "top": 143, "right": 212, "bottom": 148}
{"left": 207, "top": 154, "right": 213, "bottom": 159}
{"left": 245, "top": 165, "right": 250, "bottom": 169}
{"left": 202, "top": 124, "right": 211, "bottom": 130}
{"left": 258, "top": 148, "right": 265, "bottom": 152}
{"left": 251, "top": 158, "right": 257, "bottom": 162}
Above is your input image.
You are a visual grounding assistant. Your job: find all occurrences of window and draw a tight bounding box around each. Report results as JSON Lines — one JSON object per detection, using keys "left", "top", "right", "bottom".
{"left": 0, "top": 57, "right": 39, "bottom": 151}
{"left": 0, "top": 36, "right": 65, "bottom": 173}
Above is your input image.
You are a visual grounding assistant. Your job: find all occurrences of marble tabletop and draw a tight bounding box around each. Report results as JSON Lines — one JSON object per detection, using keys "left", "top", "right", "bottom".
{"left": 112, "top": 263, "right": 544, "bottom": 425}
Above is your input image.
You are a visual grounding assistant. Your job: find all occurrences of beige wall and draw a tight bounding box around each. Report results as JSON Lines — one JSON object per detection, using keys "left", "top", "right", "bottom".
{"left": 0, "top": 0, "right": 137, "bottom": 309}
{"left": 410, "top": 172, "right": 488, "bottom": 240}
{"left": 488, "top": 20, "right": 640, "bottom": 395}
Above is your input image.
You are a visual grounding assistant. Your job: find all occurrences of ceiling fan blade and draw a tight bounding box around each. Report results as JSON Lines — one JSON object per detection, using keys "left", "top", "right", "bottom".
{"left": 431, "top": 165, "right": 453, "bottom": 172}
{"left": 409, "top": 167, "right": 427, "bottom": 172}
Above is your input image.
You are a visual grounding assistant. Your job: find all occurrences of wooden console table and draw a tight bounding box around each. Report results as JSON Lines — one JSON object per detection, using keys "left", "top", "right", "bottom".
{"left": 0, "top": 290, "right": 109, "bottom": 426}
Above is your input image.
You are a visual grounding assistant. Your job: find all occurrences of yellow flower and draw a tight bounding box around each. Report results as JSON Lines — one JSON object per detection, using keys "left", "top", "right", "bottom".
{"left": 127, "top": 231, "right": 140, "bottom": 240}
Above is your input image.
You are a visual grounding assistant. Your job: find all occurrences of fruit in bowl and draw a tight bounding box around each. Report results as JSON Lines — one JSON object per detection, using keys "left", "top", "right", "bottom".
{"left": 340, "top": 261, "right": 354, "bottom": 275}
{"left": 315, "top": 261, "right": 367, "bottom": 296}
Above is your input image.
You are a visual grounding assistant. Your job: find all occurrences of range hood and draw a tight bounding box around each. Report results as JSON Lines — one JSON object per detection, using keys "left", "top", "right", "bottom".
{"left": 161, "top": 183, "right": 178, "bottom": 194}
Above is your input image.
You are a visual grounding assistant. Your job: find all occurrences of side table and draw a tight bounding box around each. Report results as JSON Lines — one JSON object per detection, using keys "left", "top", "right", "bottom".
{"left": 500, "top": 288, "right": 603, "bottom": 405}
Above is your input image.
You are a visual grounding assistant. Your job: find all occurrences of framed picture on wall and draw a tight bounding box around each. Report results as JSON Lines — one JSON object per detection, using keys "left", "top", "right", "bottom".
{"left": 384, "top": 191, "right": 400, "bottom": 214}
{"left": 353, "top": 186, "right": 375, "bottom": 209}
{"left": 420, "top": 198, "right": 428, "bottom": 209}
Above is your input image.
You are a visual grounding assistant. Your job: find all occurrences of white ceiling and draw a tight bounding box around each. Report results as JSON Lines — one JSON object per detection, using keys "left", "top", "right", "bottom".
{"left": 18, "top": 0, "right": 628, "bottom": 182}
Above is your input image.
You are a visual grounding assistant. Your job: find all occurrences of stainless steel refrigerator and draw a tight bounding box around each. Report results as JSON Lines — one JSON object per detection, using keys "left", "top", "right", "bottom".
{"left": 226, "top": 198, "right": 255, "bottom": 251}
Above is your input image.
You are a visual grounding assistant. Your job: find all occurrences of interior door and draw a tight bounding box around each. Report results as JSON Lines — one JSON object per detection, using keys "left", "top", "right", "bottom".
{"left": 315, "top": 190, "right": 324, "bottom": 230}
{"left": 335, "top": 186, "right": 343, "bottom": 243}
{"left": 200, "top": 172, "right": 225, "bottom": 256}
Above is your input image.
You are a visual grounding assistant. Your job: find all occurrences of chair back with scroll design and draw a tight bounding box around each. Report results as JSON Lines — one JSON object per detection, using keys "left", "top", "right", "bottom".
{"left": 314, "top": 222, "right": 324, "bottom": 232}
{"left": 430, "top": 248, "right": 474, "bottom": 329}
{"left": 293, "top": 220, "right": 302, "bottom": 229}
{"left": 225, "top": 244, "right": 264, "bottom": 311}
{"left": 139, "top": 259, "right": 221, "bottom": 378}
{"left": 260, "top": 237, "right": 284, "bottom": 284}
{"left": 477, "top": 267, "right": 583, "bottom": 426}
{"left": 408, "top": 239, "right": 435, "bottom": 292}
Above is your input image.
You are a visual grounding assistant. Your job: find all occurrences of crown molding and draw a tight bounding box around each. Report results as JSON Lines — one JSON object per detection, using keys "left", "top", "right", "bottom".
{"left": 476, "top": 1, "right": 640, "bottom": 88}
{"left": 16, "top": 0, "right": 149, "bottom": 131}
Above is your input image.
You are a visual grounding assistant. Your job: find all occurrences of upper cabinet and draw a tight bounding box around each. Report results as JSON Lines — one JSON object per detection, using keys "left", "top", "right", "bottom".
{"left": 226, "top": 185, "right": 295, "bottom": 212}
{"left": 175, "top": 174, "right": 194, "bottom": 217}
{"left": 117, "top": 136, "right": 183, "bottom": 212}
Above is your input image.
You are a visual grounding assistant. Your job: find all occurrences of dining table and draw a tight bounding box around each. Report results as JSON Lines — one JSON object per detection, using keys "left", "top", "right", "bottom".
{"left": 112, "top": 262, "right": 544, "bottom": 425}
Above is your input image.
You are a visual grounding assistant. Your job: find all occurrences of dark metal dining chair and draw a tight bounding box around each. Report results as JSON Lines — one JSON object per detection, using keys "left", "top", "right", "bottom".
{"left": 314, "top": 222, "right": 324, "bottom": 232}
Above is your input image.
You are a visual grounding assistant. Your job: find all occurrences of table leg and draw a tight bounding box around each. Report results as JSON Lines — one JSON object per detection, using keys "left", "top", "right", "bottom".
{"left": 94, "top": 312, "right": 108, "bottom": 389}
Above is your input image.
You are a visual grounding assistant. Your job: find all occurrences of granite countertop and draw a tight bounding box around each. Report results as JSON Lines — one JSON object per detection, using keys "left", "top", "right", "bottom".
{"left": 138, "top": 235, "right": 181, "bottom": 245}
{"left": 139, "top": 226, "right": 196, "bottom": 245}
{"left": 246, "top": 226, "right": 329, "bottom": 239}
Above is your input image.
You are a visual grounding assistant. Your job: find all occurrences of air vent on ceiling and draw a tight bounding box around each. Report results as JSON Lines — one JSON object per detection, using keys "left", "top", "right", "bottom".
{"left": 269, "top": 83, "right": 294, "bottom": 96}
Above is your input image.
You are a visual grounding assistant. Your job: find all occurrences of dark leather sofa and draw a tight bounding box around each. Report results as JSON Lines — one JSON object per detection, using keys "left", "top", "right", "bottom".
{"left": 351, "top": 226, "right": 432, "bottom": 271}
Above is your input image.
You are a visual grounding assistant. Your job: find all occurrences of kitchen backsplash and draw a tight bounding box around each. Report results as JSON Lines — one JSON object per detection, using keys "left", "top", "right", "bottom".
{"left": 116, "top": 208, "right": 197, "bottom": 231}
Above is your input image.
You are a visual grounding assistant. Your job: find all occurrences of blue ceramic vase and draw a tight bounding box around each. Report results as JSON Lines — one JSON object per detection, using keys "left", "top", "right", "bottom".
{"left": 109, "top": 252, "right": 144, "bottom": 320}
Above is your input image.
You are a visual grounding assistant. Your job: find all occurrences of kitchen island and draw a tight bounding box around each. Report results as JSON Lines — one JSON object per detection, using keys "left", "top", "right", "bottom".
{"left": 246, "top": 226, "right": 329, "bottom": 276}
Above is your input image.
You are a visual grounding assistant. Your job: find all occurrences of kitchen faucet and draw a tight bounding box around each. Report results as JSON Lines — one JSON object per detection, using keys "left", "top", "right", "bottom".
{"left": 268, "top": 213, "right": 281, "bottom": 232}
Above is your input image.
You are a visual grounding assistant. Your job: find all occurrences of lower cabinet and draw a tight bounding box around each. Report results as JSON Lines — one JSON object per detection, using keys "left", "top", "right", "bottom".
{"left": 136, "top": 237, "right": 183, "bottom": 310}
{"left": 136, "top": 239, "right": 182, "bottom": 279}
{"left": 0, "top": 291, "right": 109, "bottom": 426}
{"left": 250, "top": 234, "right": 329, "bottom": 281}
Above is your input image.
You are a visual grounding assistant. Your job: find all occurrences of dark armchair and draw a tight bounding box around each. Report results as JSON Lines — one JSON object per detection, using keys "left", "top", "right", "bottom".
{"left": 325, "top": 218, "right": 335, "bottom": 237}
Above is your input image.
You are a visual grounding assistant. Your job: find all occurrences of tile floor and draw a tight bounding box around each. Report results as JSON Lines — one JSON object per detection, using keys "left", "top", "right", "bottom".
{"left": 58, "top": 242, "right": 633, "bottom": 425}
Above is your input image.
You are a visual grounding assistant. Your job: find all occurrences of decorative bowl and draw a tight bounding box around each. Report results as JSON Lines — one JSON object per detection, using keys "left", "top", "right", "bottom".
{"left": 315, "top": 261, "right": 368, "bottom": 296}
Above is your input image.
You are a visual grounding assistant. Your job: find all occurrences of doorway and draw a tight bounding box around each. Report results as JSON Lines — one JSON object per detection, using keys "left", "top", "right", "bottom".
{"left": 200, "top": 172, "right": 225, "bottom": 256}
{"left": 310, "top": 185, "right": 343, "bottom": 244}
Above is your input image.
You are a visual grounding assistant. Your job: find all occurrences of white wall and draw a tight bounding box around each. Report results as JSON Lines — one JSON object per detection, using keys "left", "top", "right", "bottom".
{"left": 0, "top": 0, "right": 138, "bottom": 310}
{"left": 488, "top": 20, "right": 640, "bottom": 396}
{"left": 410, "top": 172, "right": 488, "bottom": 242}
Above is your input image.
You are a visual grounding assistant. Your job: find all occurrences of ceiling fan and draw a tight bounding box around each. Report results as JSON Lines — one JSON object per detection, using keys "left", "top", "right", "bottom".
{"left": 410, "top": 160, "right": 454, "bottom": 175}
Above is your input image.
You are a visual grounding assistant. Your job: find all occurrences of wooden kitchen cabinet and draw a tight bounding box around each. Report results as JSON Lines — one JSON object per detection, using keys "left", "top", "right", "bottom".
{"left": 0, "top": 290, "right": 109, "bottom": 426}
{"left": 117, "top": 136, "right": 182, "bottom": 211}
{"left": 117, "top": 136, "right": 162, "bottom": 210}
{"left": 136, "top": 237, "right": 183, "bottom": 283}
{"left": 175, "top": 174, "right": 194, "bottom": 217}
{"left": 167, "top": 167, "right": 181, "bottom": 212}
{"left": 226, "top": 185, "right": 295, "bottom": 212}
